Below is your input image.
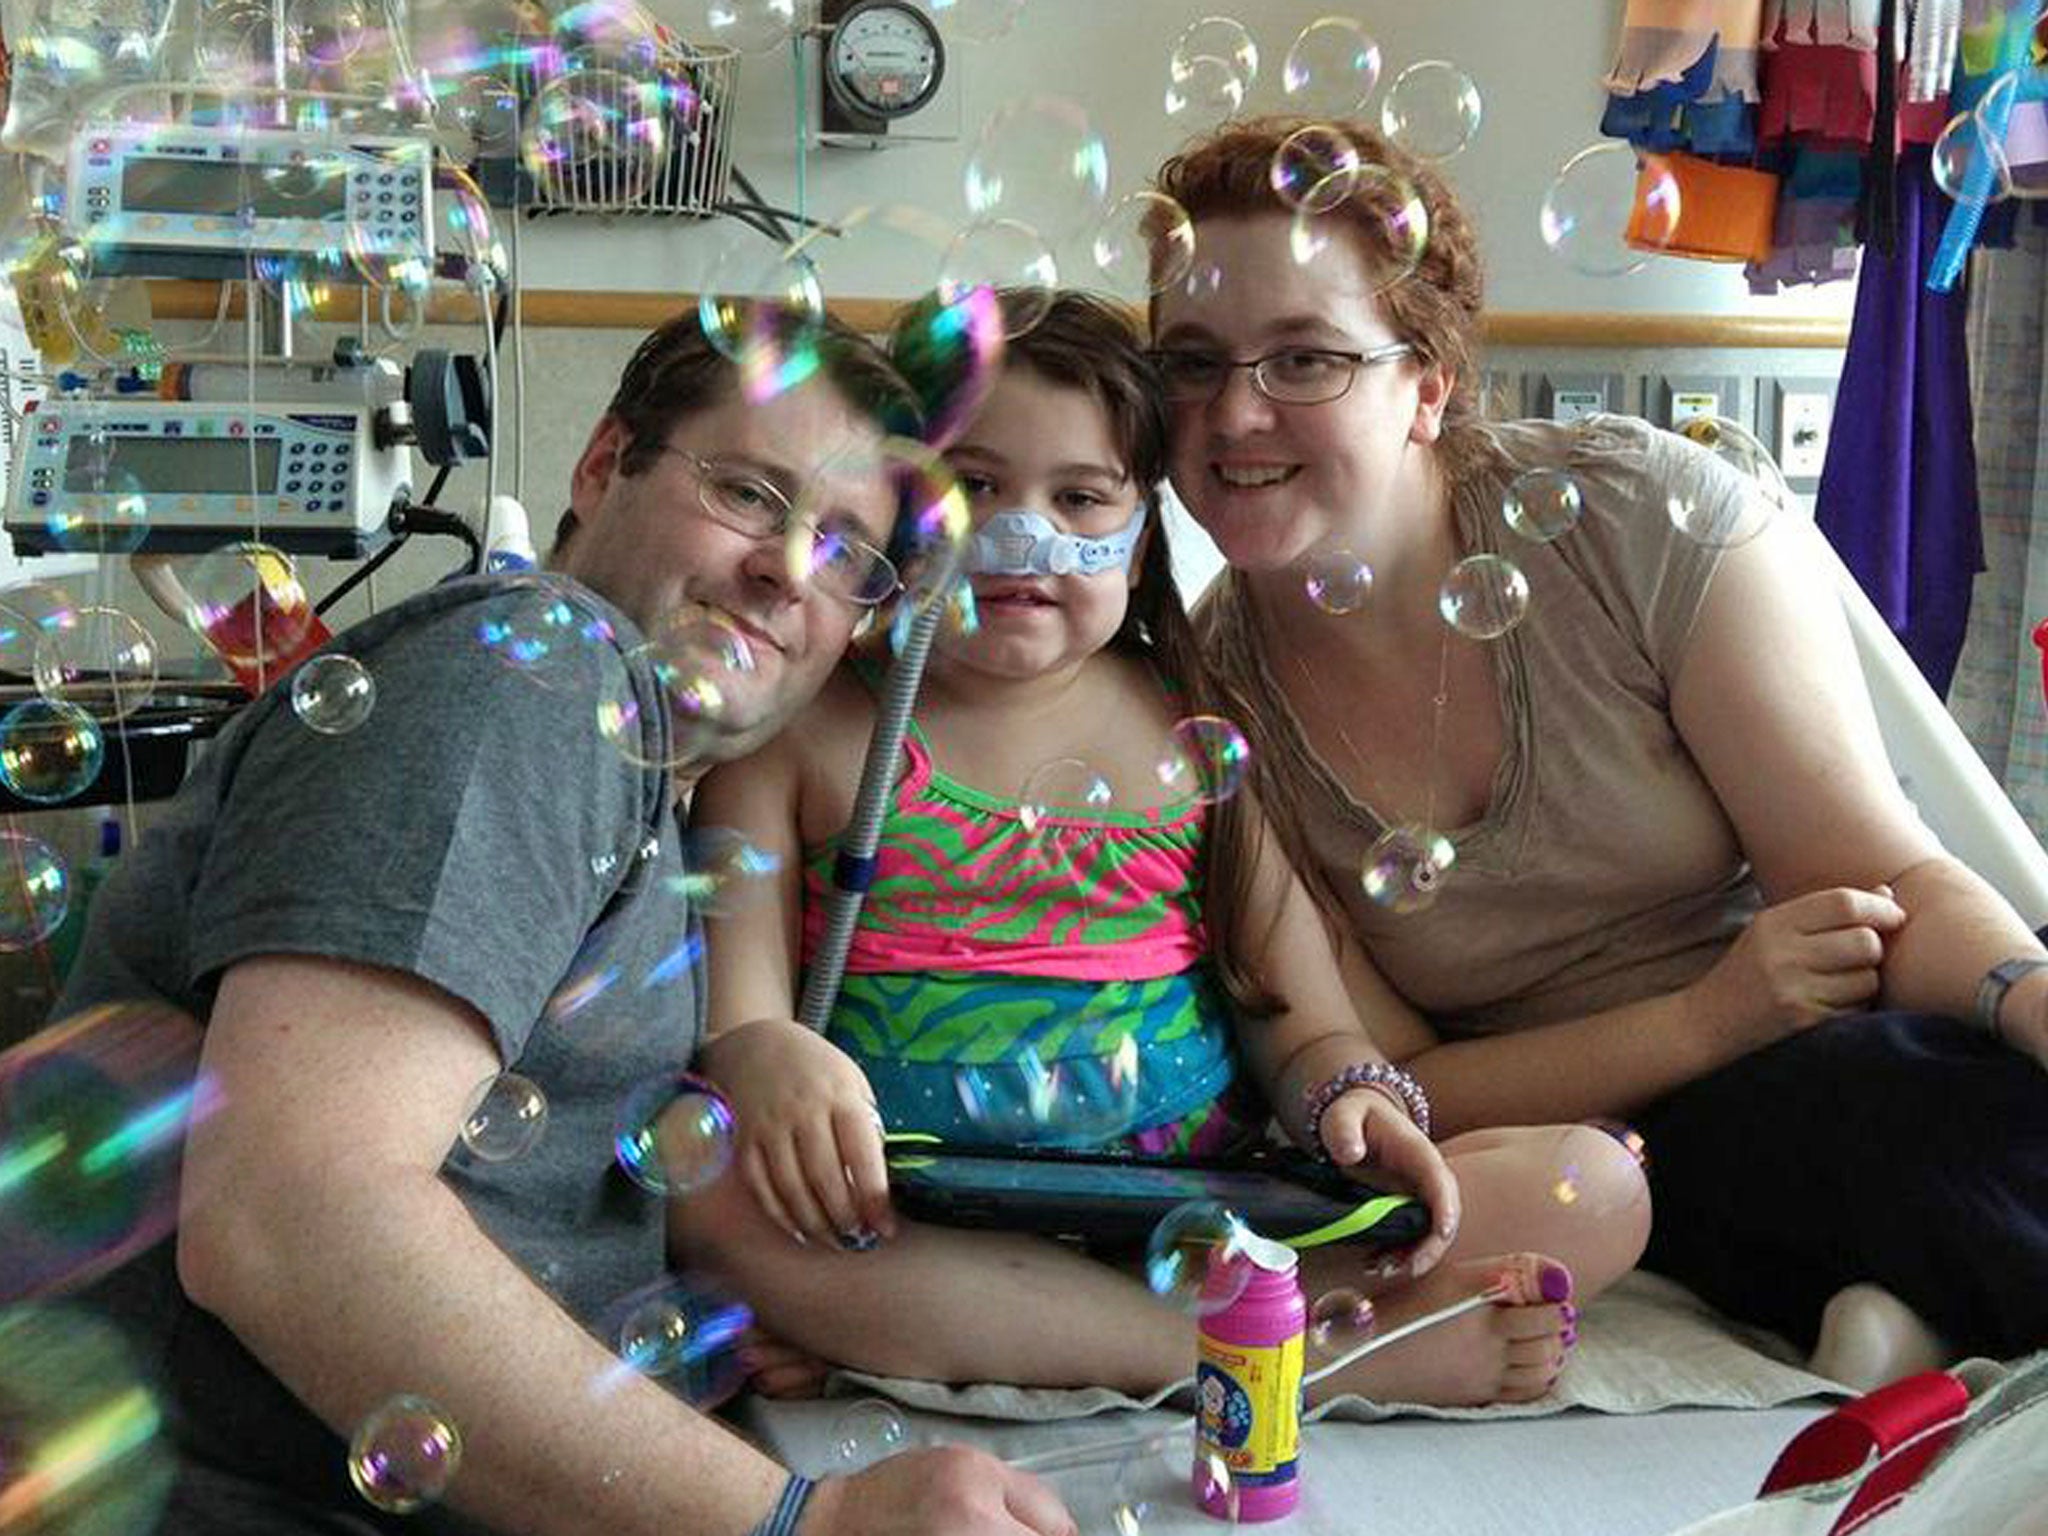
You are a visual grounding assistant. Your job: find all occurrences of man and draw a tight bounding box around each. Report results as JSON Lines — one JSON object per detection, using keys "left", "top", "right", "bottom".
{"left": 56, "top": 309, "right": 1074, "bottom": 1536}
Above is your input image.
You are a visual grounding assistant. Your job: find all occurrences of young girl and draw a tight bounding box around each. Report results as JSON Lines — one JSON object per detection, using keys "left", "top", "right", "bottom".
{"left": 674, "top": 290, "right": 1648, "bottom": 1407}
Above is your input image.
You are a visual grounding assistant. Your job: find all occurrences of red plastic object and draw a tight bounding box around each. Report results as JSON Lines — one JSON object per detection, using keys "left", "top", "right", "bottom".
{"left": 2034, "top": 618, "right": 2048, "bottom": 707}
{"left": 1757, "top": 1370, "right": 1970, "bottom": 1534}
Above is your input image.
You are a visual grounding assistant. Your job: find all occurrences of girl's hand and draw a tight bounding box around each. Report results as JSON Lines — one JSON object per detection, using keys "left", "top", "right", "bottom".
{"left": 703, "top": 1018, "right": 895, "bottom": 1249}
{"left": 1317, "top": 1087, "right": 1460, "bottom": 1278}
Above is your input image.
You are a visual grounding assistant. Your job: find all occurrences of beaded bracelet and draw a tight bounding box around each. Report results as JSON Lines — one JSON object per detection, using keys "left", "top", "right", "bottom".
{"left": 1302, "top": 1062, "right": 1433, "bottom": 1147}
{"left": 748, "top": 1474, "right": 816, "bottom": 1536}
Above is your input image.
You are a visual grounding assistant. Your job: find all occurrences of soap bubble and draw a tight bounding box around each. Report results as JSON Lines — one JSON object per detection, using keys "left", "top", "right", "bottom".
{"left": 0, "top": 698, "right": 104, "bottom": 805}
{"left": 705, "top": 0, "right": 798, "bottom": 54}
{"left": 1540, "top": 143, "right": 1680, "bottom": 277}
{"left": 458, "top": 1071, "right": 549, "bottom": 1163}
{"left": 1502, "top": 468, "right": 1585, "bottom": 543}
{"left": 1381, "top": 60, "right": 1483, "bottom": 161}
{"left": 0, "top": 1305, "right": 173, "bottom": 1533}
{"left": 954, "top": 1034, "right": 1142, "bottom": 1141}
{"left": 1193, "top": 1448, "right": 1241, "bottom": 1523}
{"left": 1270, "top": 124, "right": 1362, "bottom": 215}
{"left": 1016, "top": 756, "right": 1113, "bottom": 836}
{"left": 1, "top": 1002, "right": 216, "bottom": 1298}
{"left": 1144, "top": 1200, "right": 1252, "bottom": 1315}
{"left": 348, "top": 1395, "right": 461, "bottom": 1514}
{"left": 1302, "top": 546, "right": 1374, "bottom": 613}
{"left": 1308, "top": 1287, "right": 1377, "bottom": 1357}
{"left": 1089, "top": 191, "right": 1196, "bottom": 299}
{"left": 614, "top": 1073, "right": 735, "bottom": 1195}
{"left": 930, "top": 0, "right": 1026, "bottom": 41}
{"left": 832, "top": 1398, "right": 909, "bottom": 1470}
{"left": 1155, "top": 715, "right": 1251, "bottom": 806}
{"left": 1931, "top": 100, "right": 2014, "bottom": 207}
{"left": 473, "top": 577, "right": 618, "bottom": 688}
{"left": 1586, "top": 1116, "right": 1651, "bottom": 1172}
{"left": 1169, "top": 16, "right": 1258, "bottom": 97}
{"left": 1287, "top": 163, "right": 1429, "bottom": 291}
{"left": 32, "top": 605, "right": 157, "bottom": 724}
{"left": 1360, "top": 825, "right": 1455, "bottom": 913}
{"left": 290, "top": 653, "right": 377, "bottom": 735}
{"left": 938, "top": 218, "right": 1058, "bottom": 337}
{"left": 1282, "top": 16, "right": 1382, "bottom": 115}
{"left": 963, "top": 97, "right": 1110, "bottom": 242}
{"left": 0, "top": 584, "right": 81, "bottom": 680}
{"left": 0, "top": 830, "right": 70, "bottom": 952}
{"left": 1163, "top": 52, "right": 1248, "bottom": 122}
{"left": 180, "top": 542, "right": 320, "bottom": 679}
{"left": 600, "top": 607, "right": 753, "bottom": 769}
{"left": 1438, "top": 554, "right": 1530, "bottom": 640}
{"left": 1668, "top": 416, "right": 1786, "bottom": 548}
{"left": 599, "top": 1273, "right": 751, "bottom": 1402}
{"left": 671, "top": 825, "right": 780, "bottom": 915}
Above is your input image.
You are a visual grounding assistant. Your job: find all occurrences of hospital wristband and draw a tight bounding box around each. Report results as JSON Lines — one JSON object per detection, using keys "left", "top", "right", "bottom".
{"left": 748, "top": 1474, "right": 815, "bottom": 1536}
{"left": 1303, "top": 1063, "right": 1433, "bottom": 1147}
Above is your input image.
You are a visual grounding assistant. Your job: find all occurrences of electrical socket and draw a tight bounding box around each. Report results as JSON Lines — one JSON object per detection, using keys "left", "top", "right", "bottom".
{"left": 1766, "top": 376, "right": 1838, "bottom": 490}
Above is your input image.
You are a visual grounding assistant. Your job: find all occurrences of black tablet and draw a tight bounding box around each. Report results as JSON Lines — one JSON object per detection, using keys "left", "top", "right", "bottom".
{"left": 883, "top": 1137, "right": 1430, "bottom": 1250}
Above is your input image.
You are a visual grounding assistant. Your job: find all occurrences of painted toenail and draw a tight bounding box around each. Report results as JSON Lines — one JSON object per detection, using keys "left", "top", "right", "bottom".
{"left": 1538, "top": 1259, "right": 1574, "bottom": 1304}
{"left": 1560, "top": 1302, "right": 1579, "bottom": 1326}
{"left": 1560, "top": 1325, "right": 1578, "bottom": 1348}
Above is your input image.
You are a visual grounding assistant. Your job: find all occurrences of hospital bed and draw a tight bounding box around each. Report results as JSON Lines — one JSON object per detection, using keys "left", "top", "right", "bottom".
{"left": 740, "top": 518, "right": 2048, "bottom": 1535}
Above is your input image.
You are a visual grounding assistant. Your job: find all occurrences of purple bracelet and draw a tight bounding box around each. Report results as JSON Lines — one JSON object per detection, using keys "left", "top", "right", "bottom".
{"left": 1302, "top": 1062, "right": 1433, "bottom": 1147}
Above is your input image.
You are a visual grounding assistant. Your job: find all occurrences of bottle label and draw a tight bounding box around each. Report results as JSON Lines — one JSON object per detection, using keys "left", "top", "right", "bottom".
{"left": 1194, "top": 1333, "right": 1303, "bottom": 1488}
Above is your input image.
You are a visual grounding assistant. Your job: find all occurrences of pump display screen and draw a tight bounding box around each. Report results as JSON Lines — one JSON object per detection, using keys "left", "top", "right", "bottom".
{"left": 121, "top": 158, "right": 348, "bottom": 219}
{"left": 65, "top": 435, "right": 282, "bottom": 494}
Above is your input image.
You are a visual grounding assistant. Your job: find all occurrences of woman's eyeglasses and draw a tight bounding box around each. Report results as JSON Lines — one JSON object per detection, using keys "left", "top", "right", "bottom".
{"left": 1147, "top": 342, "right": 1417, "bottom": 405}
{"left": 660, "top": 448, "right": 900, "bottom": 608}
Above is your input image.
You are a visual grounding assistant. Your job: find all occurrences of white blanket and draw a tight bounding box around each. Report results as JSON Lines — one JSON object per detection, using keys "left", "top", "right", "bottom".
{"left": 823, "top": 1270, "right": 1852, "bottom": 1424}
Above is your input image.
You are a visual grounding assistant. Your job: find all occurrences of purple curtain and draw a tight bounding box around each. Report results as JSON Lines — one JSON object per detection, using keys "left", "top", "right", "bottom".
{"left": 1816, "top": 146, "right": 1981, "bottom": 695}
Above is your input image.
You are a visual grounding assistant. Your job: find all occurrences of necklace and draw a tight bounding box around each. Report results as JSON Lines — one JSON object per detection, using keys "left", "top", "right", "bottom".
{"left": 1274, "top": 591, "right": 1458, "bottom": 914}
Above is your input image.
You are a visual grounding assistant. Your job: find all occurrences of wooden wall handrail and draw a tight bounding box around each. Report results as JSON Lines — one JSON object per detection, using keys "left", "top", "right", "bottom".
{"left": 147, "top": 282, "right": 1850, "bottom": 349}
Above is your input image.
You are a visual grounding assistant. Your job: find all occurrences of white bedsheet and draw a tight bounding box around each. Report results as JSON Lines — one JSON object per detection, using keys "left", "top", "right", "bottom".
{"left": 741, "top": 1271, "right": 1853, "bottom": 1535}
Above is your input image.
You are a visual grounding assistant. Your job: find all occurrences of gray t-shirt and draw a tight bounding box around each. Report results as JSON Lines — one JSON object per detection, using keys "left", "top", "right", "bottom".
{"left": 62, "top": 575, "right": 702, "bottom": 1531}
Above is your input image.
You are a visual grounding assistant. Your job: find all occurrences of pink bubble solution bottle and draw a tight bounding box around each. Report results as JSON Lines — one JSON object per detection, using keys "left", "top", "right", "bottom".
{"left": 1193, "top": 1230, "right": 1305, "bottom": 1522}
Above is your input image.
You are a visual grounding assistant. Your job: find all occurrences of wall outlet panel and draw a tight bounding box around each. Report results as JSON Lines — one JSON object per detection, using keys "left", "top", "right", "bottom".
{"left": 1527, "top": 372, "right": 1627, "bottom": 423}
{"left": 1651, "top": 373, "right": 1746, "bottom": 431}
{"left": 1763, "top": 376, "right": 1839, "bottom": 491}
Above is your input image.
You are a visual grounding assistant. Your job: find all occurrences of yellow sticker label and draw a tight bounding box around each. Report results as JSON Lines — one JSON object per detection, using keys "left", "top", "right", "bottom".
{"left": 1193, "top": 1332, "right": 1303, "bottom": 1483}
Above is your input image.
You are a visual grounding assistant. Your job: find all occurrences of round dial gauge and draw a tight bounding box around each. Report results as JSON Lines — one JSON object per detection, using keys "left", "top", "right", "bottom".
{"left": 826, "top": 0, "right": 946, "bottom": 120}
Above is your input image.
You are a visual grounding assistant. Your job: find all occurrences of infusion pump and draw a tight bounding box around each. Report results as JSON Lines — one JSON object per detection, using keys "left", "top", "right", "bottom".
{"left": 5, "top": 399, "right": 410, "bottom": 556}
{"left": 68, "top": 122, "right": 435, "bottom": 277}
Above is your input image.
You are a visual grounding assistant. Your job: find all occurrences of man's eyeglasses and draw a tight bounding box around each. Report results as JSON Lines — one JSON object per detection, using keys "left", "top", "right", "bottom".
{"left": 1147, "top": 342, "right": 1417, "bottom": 406}
{"left": 660, "top": 448, "right": 900, "bottom": 608}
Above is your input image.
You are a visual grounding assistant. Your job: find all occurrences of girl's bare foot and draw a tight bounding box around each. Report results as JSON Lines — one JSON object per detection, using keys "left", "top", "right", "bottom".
{"left": 741, "top": 1327, "right": 836, "bottom": 1399}
{"left": 1299, "top": 1252, "right": 1577, "bottom": 1407}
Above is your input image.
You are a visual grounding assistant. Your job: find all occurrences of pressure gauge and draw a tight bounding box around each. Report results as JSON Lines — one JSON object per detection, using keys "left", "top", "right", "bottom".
{"left": 825, "top": 0, "right": 946, "bottom": 123}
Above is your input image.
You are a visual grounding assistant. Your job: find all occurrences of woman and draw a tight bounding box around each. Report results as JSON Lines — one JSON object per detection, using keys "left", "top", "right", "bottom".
{"left": 1151, "top": 115, "right": 2048, "bottom": 1382}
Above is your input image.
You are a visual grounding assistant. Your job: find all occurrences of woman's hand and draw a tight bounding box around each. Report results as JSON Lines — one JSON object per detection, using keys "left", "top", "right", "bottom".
{"left": 1687, "top": 885, "right": 1907, "bottom": 1052}
{"left": 1316, "top": 1087, "right": 1461, "bottom": 1278}
{"left": 699, "top": 1018, "right": 895, "bottom": 1249}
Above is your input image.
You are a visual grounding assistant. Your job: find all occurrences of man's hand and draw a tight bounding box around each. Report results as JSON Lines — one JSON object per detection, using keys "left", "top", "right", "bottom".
{"left": 801, "top": 1446, "right": 1076, "bottom": 1536}
{"left": 702, "top": 1018, "right": 894, "bottom": 1249}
